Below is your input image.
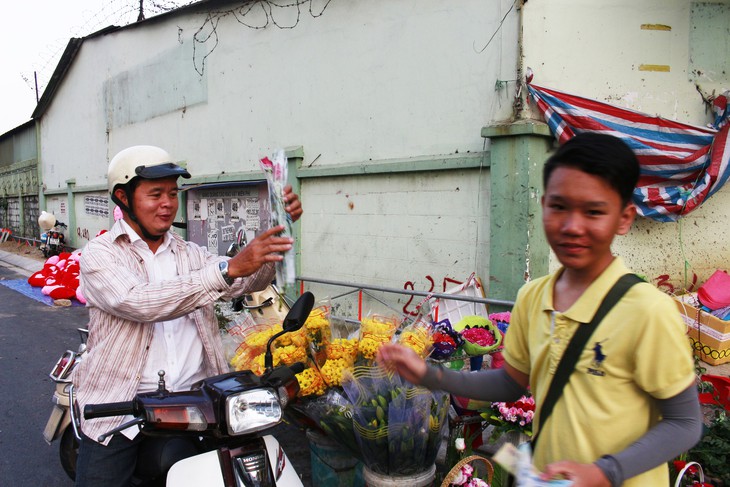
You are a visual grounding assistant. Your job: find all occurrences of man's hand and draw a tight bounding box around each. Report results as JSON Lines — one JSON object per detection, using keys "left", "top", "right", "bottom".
{"left": 283, "top": 185, "right": 303, "bottom": 222}
{"left": 541, "top": 461, "right": 611, "bottom": 487}
{"left": 376, "top": 343, "right": 428, "bottom": 385}
{"left": 226, "top": 225, "right": 293, "bottom": 278}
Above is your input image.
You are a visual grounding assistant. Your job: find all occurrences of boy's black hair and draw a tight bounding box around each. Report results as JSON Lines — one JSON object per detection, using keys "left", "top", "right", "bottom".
{"left": 543, "top": 132, "right": 640, "bottom": 206}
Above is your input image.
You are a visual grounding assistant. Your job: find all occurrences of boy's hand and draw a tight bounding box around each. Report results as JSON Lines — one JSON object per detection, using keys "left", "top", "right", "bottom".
{"left": 282, "top": 185, "right": 303, "bottom": 222}
{"left": 541, "top": 461, "right": 610, "bottom": 487}
{"left": 227, "top": 225, "right": 293, "bottom": 278}
{"left": 376, "top": 344, "right": 428, "bottom": 385}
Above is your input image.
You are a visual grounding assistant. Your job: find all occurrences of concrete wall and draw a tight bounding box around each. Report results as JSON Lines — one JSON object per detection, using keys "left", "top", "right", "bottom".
{"left": 39, "top": 0, "right": 520, "bottom": 296}
{"left": 521, "top": 0, "right": 730, "bottom": 292}
{"left": 0, "top": 123, "right": 39, "bottom": 238}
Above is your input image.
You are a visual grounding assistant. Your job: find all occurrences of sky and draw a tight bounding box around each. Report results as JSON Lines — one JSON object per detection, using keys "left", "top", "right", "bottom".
{"left": 0, "top": 1, "right": 188, "bottom": 135}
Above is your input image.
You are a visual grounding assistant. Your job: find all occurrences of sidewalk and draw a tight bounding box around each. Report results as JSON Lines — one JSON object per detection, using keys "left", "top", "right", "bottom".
{"left": 0, "top": 248, "right": 45, "bottom": 276}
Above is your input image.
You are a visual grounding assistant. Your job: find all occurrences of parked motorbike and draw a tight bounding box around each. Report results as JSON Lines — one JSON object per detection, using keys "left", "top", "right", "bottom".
{"left": 39, "top": 219, "right": 68, "bottom": 258}
{"left": 43, "top": 327, "right": 88, "bottom": 479}
{"left": 69, "top": 291, "right": 314, "bottom": 486}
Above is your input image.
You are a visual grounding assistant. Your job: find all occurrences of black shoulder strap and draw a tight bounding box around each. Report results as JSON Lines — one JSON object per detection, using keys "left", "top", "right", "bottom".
{"left": 531, "top": 273, "right": 643, "bottom": 449}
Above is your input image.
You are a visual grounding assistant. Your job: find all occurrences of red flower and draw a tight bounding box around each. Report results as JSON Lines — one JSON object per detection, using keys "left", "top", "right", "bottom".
{"left": 674, "top": 460, "right": 698, "bottom": 475}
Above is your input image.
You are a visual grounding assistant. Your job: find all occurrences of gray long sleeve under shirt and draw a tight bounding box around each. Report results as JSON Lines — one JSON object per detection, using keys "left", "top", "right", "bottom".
{"left": 421, "top": 364, "right": 703, "bottom": 486}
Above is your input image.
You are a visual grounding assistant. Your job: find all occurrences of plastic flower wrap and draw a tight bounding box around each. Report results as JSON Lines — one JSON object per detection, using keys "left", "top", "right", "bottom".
{"left": 229, "top": 324, "right": 277, "bottom": 373}
{"left": 319, "top": 357, "right": 350, "bottom": 387}
{"left": 293, "top": 388, "right": 360, "bottom": 457}
{"left": 429, "top": 319, "right": 464, "bottom": 360}
{"left": 488, "top": 311, "right": 511, "bottom": 335}
{"left": 326, "top": 314, "right": 360, "bottom": 364}
{"left": 488, "top": 311, "right": 510, "bottom": 369}
{"left": 327, "top": 338, "right": 359, "bottom": 362}
{"left": 453, "top": 315, "right": 503, "bottom": 357}
{"left": 304, "top": 302, "right": 333, "bottom": 366}
{"left": 229, "top": 322, "right": 307, "bottom": 375}
{"left": 259, "top": 149, "right": 295, "bottom": 295}
{"left": 295, "top": 362, "right": 327, "bottom": 397}
{"left": 341, "top": 365, "right": 449, "bottom": 476}
{"left": 397, "top": 314, "right": 434, "bottom": 359}
{"left": 357, "top": 315, "right": 397, "bottom": 363}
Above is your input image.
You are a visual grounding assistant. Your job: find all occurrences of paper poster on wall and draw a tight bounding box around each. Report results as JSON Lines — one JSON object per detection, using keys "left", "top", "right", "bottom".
{"left": 245, "top": 197, "right": 260, "bottom": 231}
{"left": 230, "top": 199, "right": 240, "bottom": 222}
{"left": 221, "top": 224, "right": 234, "bottom": 242}
{"left": 207, "top": 198, "right": 217, "bottom": 221}
{"left": 185, "top": 181, "right": 268, "bottom": 257}
{"left": 216, "top": 199, "right": 225, "bottom": 221}
{"left": 207, "top": 228, "right": 218, "bottom": 253}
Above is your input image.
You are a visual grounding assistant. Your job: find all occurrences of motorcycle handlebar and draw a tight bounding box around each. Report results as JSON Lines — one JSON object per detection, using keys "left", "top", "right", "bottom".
{"left": 290, "top": 362, "right": 305, "bottom": 375}
{"left": 84, "top": 401, "right": 135, "bottom": 419}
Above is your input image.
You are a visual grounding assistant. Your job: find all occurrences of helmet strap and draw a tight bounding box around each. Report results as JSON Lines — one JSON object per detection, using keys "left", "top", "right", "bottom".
{"left": 111, "top": 186, "right": 164, "bottom": 242}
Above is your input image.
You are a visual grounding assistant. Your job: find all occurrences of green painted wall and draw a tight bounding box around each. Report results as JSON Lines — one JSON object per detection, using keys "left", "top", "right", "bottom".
{"left": 483, "top": 122, "right": 554, "bottom": 307}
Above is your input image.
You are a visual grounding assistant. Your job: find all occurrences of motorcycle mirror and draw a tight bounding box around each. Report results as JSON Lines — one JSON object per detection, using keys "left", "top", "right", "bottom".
{"left": 282, "top": 291, "right": 314, "bottom": 333}
{"left": 263, "top": 292, "right": 314, "bottom": 372}
{"left": 225, "top": 242, "right": 239, "bottom": 257}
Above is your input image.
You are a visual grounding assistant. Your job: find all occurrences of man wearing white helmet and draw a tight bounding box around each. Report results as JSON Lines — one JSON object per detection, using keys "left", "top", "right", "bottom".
{"left": 72, "top": 145, "right": 303, "bottom": 486}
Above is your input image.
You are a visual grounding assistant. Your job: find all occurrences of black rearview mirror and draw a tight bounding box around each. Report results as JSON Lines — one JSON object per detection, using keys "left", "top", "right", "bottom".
{"left": 283, "top": 292, "right": 314, "bottom": 332}
{"left": 264, "top": 291, "right": 315, "bottom": 372}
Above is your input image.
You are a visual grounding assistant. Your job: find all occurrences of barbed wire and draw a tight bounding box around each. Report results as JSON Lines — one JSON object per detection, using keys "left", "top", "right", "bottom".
{"left": 24, "top": 0, "right": 333, "bottom": 97}
{"left": 22, "top": 0, "right": 197, "bottom": 97}
{"left": 192, "top": 0, "right": 334, "bottom": 75}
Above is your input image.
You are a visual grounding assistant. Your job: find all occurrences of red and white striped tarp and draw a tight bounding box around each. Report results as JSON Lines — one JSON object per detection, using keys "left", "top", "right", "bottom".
{"left": 527, "top": 83, "right": 730, "bottom": 222}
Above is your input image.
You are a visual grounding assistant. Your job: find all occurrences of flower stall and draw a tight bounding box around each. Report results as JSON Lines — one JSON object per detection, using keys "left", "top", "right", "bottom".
{"left": 224, "top": 286, "right": 510, "bottom": 485}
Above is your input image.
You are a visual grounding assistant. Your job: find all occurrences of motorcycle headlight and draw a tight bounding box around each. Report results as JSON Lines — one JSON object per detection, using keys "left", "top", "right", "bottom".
{"left": 226, "top": 388, "right": 282, "bottom": 436}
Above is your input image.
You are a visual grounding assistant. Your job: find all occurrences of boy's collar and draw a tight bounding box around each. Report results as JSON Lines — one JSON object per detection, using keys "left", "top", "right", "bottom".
{"left": 546, "top": 257, "right": 631, "bottom": 324}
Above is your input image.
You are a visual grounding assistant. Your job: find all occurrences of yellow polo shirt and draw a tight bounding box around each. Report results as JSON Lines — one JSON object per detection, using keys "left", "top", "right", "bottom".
{"left": 503, "top": 257, "right": 694, "bottom": 486}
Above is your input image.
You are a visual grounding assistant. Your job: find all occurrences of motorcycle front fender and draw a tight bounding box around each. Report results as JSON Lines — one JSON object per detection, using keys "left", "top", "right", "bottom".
{"left": 43, "top": 404, "right": 71, "bottom": 444}
{"left": 165, "top": 435, "right": 303, "bottom": 487}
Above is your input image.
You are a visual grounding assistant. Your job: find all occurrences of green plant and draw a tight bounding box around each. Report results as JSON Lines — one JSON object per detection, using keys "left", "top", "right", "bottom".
{"left": 685, "top": 386, "right": 730, "bottom": 487}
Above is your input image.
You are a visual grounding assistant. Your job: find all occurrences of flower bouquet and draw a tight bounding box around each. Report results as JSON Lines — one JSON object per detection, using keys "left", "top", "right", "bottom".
{"left": 259, "top": 149, "right": 295, "bottom": 296}
{"left": 341, "top": 365, "right": 450, "bottom": 476}
{"left": 430, "top": 319, "right": 464, "bottom": 360}
{"left": 453, "top": 315, "right": 502, "bottom": 357}
{"left": 482, "top": 393, "right": 535, "bottom": 444}
{"left": 356, "top": 314, "right": 397, "bottom": 363}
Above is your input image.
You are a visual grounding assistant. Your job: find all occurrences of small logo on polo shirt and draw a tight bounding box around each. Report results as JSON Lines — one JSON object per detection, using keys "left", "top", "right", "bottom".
{"left": 587, "top": 340, "right": 607, "bottom": 376}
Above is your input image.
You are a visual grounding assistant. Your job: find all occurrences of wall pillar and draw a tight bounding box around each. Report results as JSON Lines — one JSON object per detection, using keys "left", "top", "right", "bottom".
{"left": 66, "top": 179, "right": 77, "bottom": 248}
{"left": 482, "top": 121, "right": 554, "bottom": 307}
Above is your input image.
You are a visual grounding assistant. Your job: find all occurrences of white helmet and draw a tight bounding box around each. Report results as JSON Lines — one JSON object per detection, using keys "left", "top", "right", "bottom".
{"left": 38, "top": 211, "right": 56, "bottom": 231}
{"left": 108, "top": 145, "right": 190, "bottom": 194}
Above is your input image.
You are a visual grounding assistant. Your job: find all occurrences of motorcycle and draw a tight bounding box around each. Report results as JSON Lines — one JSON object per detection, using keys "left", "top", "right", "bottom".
{"left": 43, "top": 327, "right": 88, "bottom": 479}
{"left": 39, "top": 219, "right": 68, "bottom": 258}
{"left": 69, "top": 291, "right": 313, "bottom": 486}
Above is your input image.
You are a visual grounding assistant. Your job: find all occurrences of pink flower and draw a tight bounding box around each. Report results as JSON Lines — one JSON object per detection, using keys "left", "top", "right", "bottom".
{"left": 451, "top": 469, "right": 468, "bottom": 486}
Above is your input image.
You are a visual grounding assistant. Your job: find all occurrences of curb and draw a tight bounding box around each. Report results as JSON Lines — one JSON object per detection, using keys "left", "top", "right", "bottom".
{"left": 0, "top": 249, "right": 45, "bottom": 276}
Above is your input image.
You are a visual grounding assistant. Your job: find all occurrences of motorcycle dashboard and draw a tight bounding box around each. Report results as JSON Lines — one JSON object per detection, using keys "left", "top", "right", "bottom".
{"left": 205, "top": 371, "right": 260, "bottom": 396}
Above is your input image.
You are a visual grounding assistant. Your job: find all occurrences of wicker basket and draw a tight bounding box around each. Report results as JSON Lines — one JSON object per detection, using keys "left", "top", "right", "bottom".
{"left": 440, "top": 455, "right": 494, "bottom": 487}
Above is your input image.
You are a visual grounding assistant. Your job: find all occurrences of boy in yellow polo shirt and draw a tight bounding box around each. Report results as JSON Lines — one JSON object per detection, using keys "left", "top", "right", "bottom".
{"left": 378, "top": 133, "right": 702, "bottom": 486}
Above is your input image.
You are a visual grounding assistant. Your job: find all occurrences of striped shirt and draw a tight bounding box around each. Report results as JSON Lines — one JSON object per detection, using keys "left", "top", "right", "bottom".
{"left": 73, "top": 220, "right": 274, "bottom": 444}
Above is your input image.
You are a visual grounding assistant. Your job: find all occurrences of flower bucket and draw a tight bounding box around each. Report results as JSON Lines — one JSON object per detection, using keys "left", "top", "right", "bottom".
{"left": 307, "top": 429, "right": 365, "bottom": 487}
{"left": 363, "top": 464, "right": 436, "bottom": 487}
